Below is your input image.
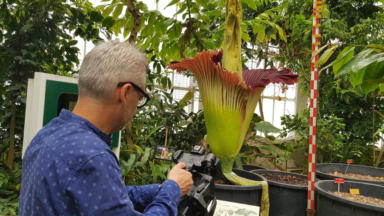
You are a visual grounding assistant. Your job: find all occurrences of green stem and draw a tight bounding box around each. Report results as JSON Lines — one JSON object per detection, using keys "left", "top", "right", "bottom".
{"left": 218, "top": 156, "right": 236, "bottom": 173}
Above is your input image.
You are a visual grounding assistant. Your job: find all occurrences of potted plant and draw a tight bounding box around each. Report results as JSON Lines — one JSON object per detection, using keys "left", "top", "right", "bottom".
{"left": 315, "top": 180, "right": 384, "bottom": 216}
{"left": 252, "top": 170, "right": 315, "bottom": 216}
{"left": 168, "top": 0, "right": 299, "bottom": 214}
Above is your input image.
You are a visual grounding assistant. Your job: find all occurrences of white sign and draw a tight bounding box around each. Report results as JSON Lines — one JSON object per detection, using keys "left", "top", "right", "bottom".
{"left": 213, "top": 200, "right": 260, "bottom": 216}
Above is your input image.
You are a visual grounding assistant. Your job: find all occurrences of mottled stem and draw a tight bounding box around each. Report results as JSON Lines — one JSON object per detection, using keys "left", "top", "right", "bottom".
{"left": 218, "top": 156, "right": 236, "bottom": 173}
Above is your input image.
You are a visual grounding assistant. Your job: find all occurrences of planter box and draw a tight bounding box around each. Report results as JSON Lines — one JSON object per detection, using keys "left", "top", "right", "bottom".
{"left": 252, "top": 170, "right": 309, "bottom": 216}
{"left": 316, "top": 163, "right": 384, "bottom": 186}
{"left": 215, "top": 169, "right": 267, "bottom": 206}
{"left": 315, "top": 180, "right": 384, "bottom": 216}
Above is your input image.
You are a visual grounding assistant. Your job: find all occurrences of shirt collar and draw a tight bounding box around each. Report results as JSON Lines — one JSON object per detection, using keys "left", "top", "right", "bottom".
{"left": 59, "top": 109, "right": 113, "bottom": 146}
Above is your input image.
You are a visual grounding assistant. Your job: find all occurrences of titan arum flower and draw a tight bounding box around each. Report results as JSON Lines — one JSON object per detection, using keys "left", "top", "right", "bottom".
{"left": 169, "top": 0, "right": 297, "bottom": 176}
{"left": 168, "top": 50, "right": 299, "bottom": 173}
{"left": 169, "top": 1, "right": 298, "bottom": 215}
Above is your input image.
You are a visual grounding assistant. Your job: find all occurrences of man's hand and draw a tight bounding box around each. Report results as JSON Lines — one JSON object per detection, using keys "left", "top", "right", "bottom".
{"left": 167, "top": 162, "right": 193, "bottom": 197}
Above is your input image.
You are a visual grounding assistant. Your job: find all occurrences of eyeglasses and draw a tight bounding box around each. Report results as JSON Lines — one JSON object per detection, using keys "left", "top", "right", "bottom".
{"left": 117, "top": 82, "right": 150, "bottom": 108}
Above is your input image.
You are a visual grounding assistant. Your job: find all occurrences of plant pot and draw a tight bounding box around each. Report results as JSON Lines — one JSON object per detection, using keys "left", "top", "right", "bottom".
{"left": 242, "top": 164, "right": 267, "bottom": 171}
{"left": 316, "top": 163, "right": 384, "bottom": 186}
{"left": 315, "top": 180, "right": 384, "bottom": 216}
{"left": 251, "top": 170, "right": 309, "bottom": 216}
{"left": 215, "top": 168, "right": 267, "bottom": 206}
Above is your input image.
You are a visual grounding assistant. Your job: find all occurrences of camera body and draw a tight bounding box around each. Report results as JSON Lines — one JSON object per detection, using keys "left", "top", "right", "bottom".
{"left": 172, "top": 146, "right": 223, "bottom": 216}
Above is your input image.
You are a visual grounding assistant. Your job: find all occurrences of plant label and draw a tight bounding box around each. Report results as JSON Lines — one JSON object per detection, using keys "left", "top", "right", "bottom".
{"left": 347, "top": 159, "right": 353, "bottom": 164}
{"left": 349, "top": 189, "right": 360, "bottom": 195}
{"left": 334, "top": 178, "right": 345, "bottom": 184}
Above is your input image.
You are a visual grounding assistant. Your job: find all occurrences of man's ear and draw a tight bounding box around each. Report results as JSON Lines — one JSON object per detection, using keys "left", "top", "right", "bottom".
{"left": 118, "top": 84, "right": 132, "bottom": 104}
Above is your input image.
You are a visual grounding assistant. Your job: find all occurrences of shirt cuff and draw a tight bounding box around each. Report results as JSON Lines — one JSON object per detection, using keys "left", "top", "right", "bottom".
{"left": 157, "top": 179, "right": 181, "bottom": 205}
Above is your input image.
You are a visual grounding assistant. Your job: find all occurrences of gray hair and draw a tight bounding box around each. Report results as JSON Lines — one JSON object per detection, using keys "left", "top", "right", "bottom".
{"left": 78, "top": 41, "right": 149, "bottom": 101}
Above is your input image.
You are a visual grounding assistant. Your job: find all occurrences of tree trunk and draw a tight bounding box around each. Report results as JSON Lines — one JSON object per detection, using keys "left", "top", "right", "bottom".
{"left": 164, "top": 126, "right": 168, "bottom": 146}
{"left": 127, "top": 0, "right": 142, "bottom": 43}
{"left": 373, "top": 91, "right": 376, "bottom": 165}
{"left": 374, "top": 110, "right": 384, "bottom": 167}
{"left": 258, "top": 41, "right": 269, "bottom": 137}
{"left": 6, "top": 102, "right": 16, "bottom": 167}
{"left": 124, "top": 0, "right": 143, "bottom": 147}
{"left": 125, "top": 121, "right": 134, "bottom": 145}
{"left": 375, "top": 145, "right": 384, "bottom": 167}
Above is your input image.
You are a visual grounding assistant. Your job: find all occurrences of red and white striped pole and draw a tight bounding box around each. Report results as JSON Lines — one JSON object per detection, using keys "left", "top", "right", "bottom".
{"left": 307, "top": 1, "right": 322, "bottom": 215}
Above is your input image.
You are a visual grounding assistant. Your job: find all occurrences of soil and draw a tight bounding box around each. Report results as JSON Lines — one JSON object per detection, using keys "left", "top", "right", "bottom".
{"left": 329, "top": 191, "right": 384, "bottom": 207}
{"left": 260, "top": 173, "right": 307, "bottom": 186}
{"left": 328, "top": 171, "right": 384, "bottom": 181}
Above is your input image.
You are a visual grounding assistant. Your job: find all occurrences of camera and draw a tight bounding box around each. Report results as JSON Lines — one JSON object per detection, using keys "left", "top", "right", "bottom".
{"left": 153, "top": 145, "right": 223, "bottom": 216}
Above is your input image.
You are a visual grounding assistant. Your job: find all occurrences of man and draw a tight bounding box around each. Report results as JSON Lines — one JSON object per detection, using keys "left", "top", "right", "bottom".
{"left": 19, "top": 41, "right": 193, "bottom": 216}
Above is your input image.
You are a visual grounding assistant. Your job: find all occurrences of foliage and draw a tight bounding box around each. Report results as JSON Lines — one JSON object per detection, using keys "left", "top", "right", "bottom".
{"left": 279, "top": 108, "right": 375, "bottom": 164}
{"left": 267, "top": 0, "right": 384, "bottom": 167}
{"left": 319, "top": 71, "right": 384, "bottom": 142}
{"left": 318, "top": 70, "right": 384, "bottom": 165}
{"left": 126, "top": 60, "right": 207, "bottom": 152}
{"left": 270, "top": 0, "right": 384, "bottom": 95}
{"left": 0, "top": 0, "right": 107, "bottom": 214}
{"left": 240, "top": 115, "right": 296, "bottom": 169}
{"left": 99, "top": 0, "right": 284, "bottom": 63}
{"left": 0, "top": 0, "right": 107, "bottom": 166}
{"left": 0, "top": 163, "right": 22, "bottom": 216}
{"left": 318, "top": 46, "right": 384, "bottom": 94}
{"left": 120, "top": 145, "right": 172, "bottom": 185}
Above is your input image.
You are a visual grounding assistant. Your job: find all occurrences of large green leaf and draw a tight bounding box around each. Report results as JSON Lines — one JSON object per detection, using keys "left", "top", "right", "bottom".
{"left": 317, "top": 46, "right": 336, "bottom": 67}
{"left": 126, "top": 154, "right": 136, "bottom": 172}
{"left": 147, "top": 125, "right": 163, "bottom": 139}
{"left": 333, "top": 46, "right": 355, "bottom": 74}
{"left": 367, "top": 44, "right": 384, "bottom": 53}
{"left": 373, "top": 127, "right": 384, "bottom": 137}
{"left": 241, "top": 0, "right": 258, "bottom": 10}
{"left": 361, "top": 59, "right": 384, "bottom": 86}
{"left": 102, "top": 5, "right": 114, "bottom": 17}
{"left": 102, "top": 16, "right": 115, "bottom": 28}
{"left": 312, "top": 44, "right": 333, "bottom": 63}
{"left": 351, "top": 53, "right": 384, "bottom": 73}
{"left": 142, "top": 148, "right": 151, "bottom": 164}
{"left": 112, "top": 4, "right": 123, "bottom": 19}
{"left": 319, "top": 46, "right": 354, "bottom": 73}
{"left": 204, "top": 9, "right": 223, "bottom": 17}
{"left": 179, "top": 91, "right": 194, "bottom": 107}
{"left": 255, "top": 121, "right": 281, "bottom": 134}
{"left": 195, "top": 0, "right": 208, "bottom": 9}
{"left": 335, "top": 49, "right": 372, "bottom": 76}
{"left": 20, "top": 24, "right": 33, "bottom": 32}
{"left": 361, "top": 62, "right": 381, "bottom": 94}
{"left": 90, "top": 11, "right": 104, "bottom": 23}
{"left": 165, "top": 0, "right": 180, "bottom": 8}
{"left": 295, "top": 14, "right": 305, "bottom": 24}
{"left": 349, "top": 66, "right": 367, "bottom": 88}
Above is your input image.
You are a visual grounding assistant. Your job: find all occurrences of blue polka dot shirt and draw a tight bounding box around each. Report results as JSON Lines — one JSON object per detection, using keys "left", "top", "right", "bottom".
{"left": 19, "top": 109, "right": 181, "bottom": 216}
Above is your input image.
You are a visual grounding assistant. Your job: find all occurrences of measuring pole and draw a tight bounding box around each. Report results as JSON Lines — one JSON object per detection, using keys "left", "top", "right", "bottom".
{"left": 307, "top": 1, "right": 322, "bottom": 215}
